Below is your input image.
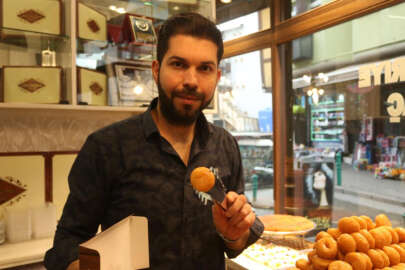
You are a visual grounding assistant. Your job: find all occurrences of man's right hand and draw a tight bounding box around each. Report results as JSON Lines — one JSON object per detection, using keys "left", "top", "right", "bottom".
{"left": 67, "top": 260, "right": 79, "bottom": 270}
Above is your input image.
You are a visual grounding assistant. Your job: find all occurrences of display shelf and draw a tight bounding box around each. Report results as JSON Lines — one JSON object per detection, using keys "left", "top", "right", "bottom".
{"left": 311, "top": 102, "right": 345, "bottom": 143}
{"left": 0, "top": 237, "right": 53, "bottom": 269}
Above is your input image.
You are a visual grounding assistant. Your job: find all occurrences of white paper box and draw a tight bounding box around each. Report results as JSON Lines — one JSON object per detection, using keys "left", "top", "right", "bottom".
{"left": 5, "top": 207, "right": 31, "bottom": 243}
{"left": 31, "top": 203, "right": 57, "bottom": 239}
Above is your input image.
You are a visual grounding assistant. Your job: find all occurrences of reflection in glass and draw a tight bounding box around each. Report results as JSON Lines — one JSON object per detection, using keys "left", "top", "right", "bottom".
{"left": 288, "top": 3, "right": 405, "bottom": 230}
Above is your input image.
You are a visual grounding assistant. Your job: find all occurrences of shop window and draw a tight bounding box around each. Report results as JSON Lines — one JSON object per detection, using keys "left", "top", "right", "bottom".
{"left": 287, "top": 2, "right": 405, "bottom": 230}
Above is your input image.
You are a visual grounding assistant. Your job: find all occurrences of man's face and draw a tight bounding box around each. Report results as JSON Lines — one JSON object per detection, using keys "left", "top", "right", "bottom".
{"left": 152, "top": 34, "right": 221, "bottom": 125}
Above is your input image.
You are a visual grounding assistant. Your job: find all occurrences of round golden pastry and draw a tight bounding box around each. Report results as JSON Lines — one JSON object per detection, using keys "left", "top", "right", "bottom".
{"left": 351, "top": 232, "right": 370, "bottom": 253}
{"left": 328, "top": 228, "right": 342, "bottom": 240}
{"left": 352, "top": 216, "right": 367, "bottom": 230}
{"left": 360, "top": 252, "right": 373, "bottom": 270}
{"left": 377, "top": 248, "right": 392, "bottom": 267}
{"left": 392, "top": 264, "right": 405, "bottom": 270}
{"left": 190, "top": 167, "right": 215, "bottom": 192}
{"left": 312, "top": 254, "right": 333, "bottom": 270}
{"left": 297, "top": 259, "right": 311, "bottom": 270}
{"left": 339, "top": 217, "right": 361, "bottom": 234}
{"left": 391, "top": 244, "right": 405, "bottom": 263}
{"left": 344, "top": 252, "right": 368, "bottom": 270}
{"left": 380, "top": 227, "right": 393, "bottom": 246}
{"left": 338, "top": 250, "right": 346, "bottom": 260}
{"left": 368, "top": 249, "right": 386, "bottom": 269}
{"left": 289, "top": 267, "right": 301, "bottom": 270}
{"left": 316, "top": 237, "right": 338, "bottom": 259}
{"left": 338, "top": 233, "right": 357, "bottom": 254}
{"left": 328, "top": 260, "right": 353, "bottom": 270}
{"left": 317, "top": 231, "right": 334, "bottom": 242}
{"left": 359, "top": 229, "right": 375, "bottom": 249}
{"left": 395, "top": 228, "right": 405, "bottom": 243}
{"left": 360, "top": 216, "right": 376, "bottom": 230}
{"left": 383, "top": 226, "right": 400, "bottom": 244}
{"left": 370, "top": 228, "right": 388, "bottom": 249}
{"left": 400, "top": 243, "right": 405, "bottom": 250}
{"left": 384, "top": 246, "right": 401, "bottom": 266}
{"left": 308, "top": 249, "right": 317, "bottom": 263}
{"left": 376, "top": 214, "right": 392, "bottom": 227}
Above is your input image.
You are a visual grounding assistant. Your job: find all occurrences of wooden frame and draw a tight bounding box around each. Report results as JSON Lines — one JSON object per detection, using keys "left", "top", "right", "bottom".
{"left": 223, "top": 0, "right": 405, "bottom": 213}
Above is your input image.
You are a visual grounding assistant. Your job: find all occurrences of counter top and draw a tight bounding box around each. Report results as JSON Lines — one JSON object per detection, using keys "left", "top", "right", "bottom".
{"left": 0, "top": 238, "right": 53, "bottom": 269}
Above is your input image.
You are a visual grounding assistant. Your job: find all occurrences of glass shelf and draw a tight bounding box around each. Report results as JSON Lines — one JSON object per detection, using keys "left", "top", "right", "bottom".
{"left": 0, "top": 27, "right": 69, "bottom": 50}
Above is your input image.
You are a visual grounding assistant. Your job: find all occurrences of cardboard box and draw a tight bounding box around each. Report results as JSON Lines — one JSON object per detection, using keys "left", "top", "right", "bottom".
{"left": 77, "top": 2, "right": 107, "bottom": 41}
{"left": 2, "top": 66, "right": 62, "bottom": 104}
{"left": 77, "top": 67, "right": 107, "bottom": 106}
{"left": 0, "top": 0, "right": 62, "bottom": 35}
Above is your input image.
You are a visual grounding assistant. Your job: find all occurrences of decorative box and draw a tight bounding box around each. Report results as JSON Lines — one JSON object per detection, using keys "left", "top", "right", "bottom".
{"left": 77, "top": 67, "right": 107, "bottom": 106}
{"left": 122, "top": 14, "right": 157, "bottom": 44}
{"left": 0, "top": 0, "right": 62, "bottom": 35}
{"left": 77, "top": 2, "right": 107, "bottom": 41}
{"left": 2, "top": 66, "right": 62, "bottom": 104}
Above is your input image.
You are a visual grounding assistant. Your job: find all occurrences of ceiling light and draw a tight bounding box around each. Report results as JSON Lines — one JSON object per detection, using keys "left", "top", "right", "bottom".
{"left": 221, "top": 0, "right": 232, "bottom": 3}
{"left": 173, "top": 6, "right": 180, "bottom": 11}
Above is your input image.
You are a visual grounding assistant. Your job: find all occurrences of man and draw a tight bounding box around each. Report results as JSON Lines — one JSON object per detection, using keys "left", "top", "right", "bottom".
{"left": 45, "top": 12, "right": 263, "bottom": 270}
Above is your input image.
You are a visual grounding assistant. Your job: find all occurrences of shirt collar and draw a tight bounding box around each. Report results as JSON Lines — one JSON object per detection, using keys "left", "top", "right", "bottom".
{"left": 142, "top": 98, "right": 213, "bottom": 147}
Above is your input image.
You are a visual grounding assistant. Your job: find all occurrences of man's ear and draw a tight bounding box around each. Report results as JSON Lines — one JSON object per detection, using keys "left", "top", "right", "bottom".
{"left": 152, "top": 60, "right": 160, "bottom": 83}
{"left": 216, "top": 68, "right": 222, "bottom": 85}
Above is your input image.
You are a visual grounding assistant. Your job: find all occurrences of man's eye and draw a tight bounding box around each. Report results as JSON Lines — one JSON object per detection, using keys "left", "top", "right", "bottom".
{"left": 200, "top": 65, "right": 213, "bottom": 72}
{"left": 172, "top": 61, "right": 184, "bottom": 68}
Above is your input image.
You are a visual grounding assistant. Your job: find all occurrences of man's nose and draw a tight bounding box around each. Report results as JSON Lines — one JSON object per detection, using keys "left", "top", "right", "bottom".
{"left": 183, "top": 68, "right": 198, "bottom": 88}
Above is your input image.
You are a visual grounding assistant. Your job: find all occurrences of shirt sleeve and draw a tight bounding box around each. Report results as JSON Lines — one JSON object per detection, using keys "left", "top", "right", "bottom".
{"left": 44, "top": 134, "right": 110, "bottom": 270}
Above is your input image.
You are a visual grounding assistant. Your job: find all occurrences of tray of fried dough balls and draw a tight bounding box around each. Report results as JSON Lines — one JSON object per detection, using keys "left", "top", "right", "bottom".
{"left": 293, "top": 214, "right": 405, "bottom": 270}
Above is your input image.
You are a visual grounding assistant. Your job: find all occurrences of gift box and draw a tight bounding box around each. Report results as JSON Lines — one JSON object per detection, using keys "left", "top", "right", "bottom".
{"left": 122, "top": 14, "right": 157, "bottom": 45}
{"left": 0, "top": 0, "right": 62, "bottom": 35}
{"left": 1, "top": 66, "right": 63, "bottom": 104}
{"left": 77, "top": 67, "right": 107, "bottom": 106}
{"left": 77, "top": 2, "right": 107, "bottom": 41}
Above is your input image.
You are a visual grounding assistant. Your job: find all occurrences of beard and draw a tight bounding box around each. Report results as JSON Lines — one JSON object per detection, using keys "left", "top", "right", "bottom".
{"left": 157, "top": 75, "right": 213, "bottom": 126}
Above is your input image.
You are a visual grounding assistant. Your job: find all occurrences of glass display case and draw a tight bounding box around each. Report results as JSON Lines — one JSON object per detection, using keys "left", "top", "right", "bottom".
{"left": 0, "top": 0, "right": 214, "bottom": 112}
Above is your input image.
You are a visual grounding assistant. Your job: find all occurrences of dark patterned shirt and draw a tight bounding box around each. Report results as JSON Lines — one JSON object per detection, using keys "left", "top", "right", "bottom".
{"left": 44, "top": 98, "right": 263, "bottom": 270}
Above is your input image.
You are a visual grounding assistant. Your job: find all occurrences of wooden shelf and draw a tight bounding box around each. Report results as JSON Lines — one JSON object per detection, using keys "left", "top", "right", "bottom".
{"left": 0, "top": 237, "right": 52, "bottom": 269}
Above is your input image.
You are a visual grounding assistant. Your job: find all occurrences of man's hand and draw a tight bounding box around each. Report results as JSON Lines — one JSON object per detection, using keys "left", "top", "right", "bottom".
{"left": 212, "top": 191, "right": 256, "bottom": 250}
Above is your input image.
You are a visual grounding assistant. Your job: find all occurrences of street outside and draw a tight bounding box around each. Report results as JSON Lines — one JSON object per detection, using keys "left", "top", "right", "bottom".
{"left": 245, "top": 163, "right": 405, "bottom": 227}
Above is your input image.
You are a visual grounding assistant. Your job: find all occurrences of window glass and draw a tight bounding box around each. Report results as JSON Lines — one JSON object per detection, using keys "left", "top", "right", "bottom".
{"left": 216, "top": 0, "right": 270, "bottom": 42}
{"left": 291, "top": 0, "right": 337, "bottom": 17}
{"left": 207, "top": 46, "right": 273, "bottom": 216}
{"left": 288, "top": 3, "right": 405, "bottom": 230}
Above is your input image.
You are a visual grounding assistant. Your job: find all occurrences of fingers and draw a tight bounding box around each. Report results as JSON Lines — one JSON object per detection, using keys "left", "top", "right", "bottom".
{"left": 225, "top": 192, "right": 255, "bottom": 229}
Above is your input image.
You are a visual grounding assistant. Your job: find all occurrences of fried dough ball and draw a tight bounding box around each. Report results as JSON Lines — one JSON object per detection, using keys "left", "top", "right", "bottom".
{"left": 359, "top": 229, "right": 375, "bottom": 249}
{"left": 338, "top": 233, "right": 357, "bottom": 254}
{"left": 380, "top": 227, "right": 393, "bottom": 246}
{"left": 371, "top": 228, "right": 388, "bottom": 249}
{"left": 400, "top": 243, "right": 405, "bottom": 250}
{"left": 391, "top": 244, "right": 405, "bottom": 263}
{"left": 317, "top": 231, "right": 334, "bottom": 242}
{"left": 395, "top": 228, "right": 405, "bottom": 242}
{"left": 316, "top": 237, "right": 338, "bottom": 259}
{"left": 360, "top": 252, "right": 373, "bottom": 270}
{"left": 308, "top": 249, "right": 317, "bottom": 263}
{"left": 360, "top": 215, "right": 376, "bottom": 230}
{"left": 377, "top": 249, "right": 392, "bottom": 267}
{"left": 352, "top": 216, "right": 367, "bottom": 230}
{"left": 296, "top": 259, "right": 311, "bottom": 270}
{"left": 328, "top": 228, "right": 342, "bottom": 240}
{"left": 351, "top": 232, "right": 370, "bottom": 253}
{"left": 312, "top": 255, "right": 333, "bottom": 270}
{"left": 392, "top": 264, "right": 405, "bottom": 270}
{"left": 344, "top": 252, "right": 368, "bottom": 270}
{"left": 376, "top": 214, "right": 392, "bottom": 227}
{"left": 338, "top": 250, "right": 346, "bottom": 260}
{"left": 190, "top": 167, "right": 215, "bottom": 192}
{"left": 339, "top": 217, "right": 361, "bottom": 234}
{"left": 328, "top": 260, "right": 353, "bottom": 270}
{"left": 383, "top": 226, "right": 400, "bottom": 244}
{"left": 384, "top": 246, "right": 401, "bottom": 266}
{"left": 368, "top": 249, "right": 386, "bottom": 269}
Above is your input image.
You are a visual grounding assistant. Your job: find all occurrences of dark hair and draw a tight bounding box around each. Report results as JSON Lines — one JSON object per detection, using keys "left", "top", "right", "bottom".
{"left": 156, "top": 12, "right": 223, "bottom": 65}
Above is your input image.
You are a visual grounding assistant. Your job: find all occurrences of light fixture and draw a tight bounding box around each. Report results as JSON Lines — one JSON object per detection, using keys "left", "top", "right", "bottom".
{"left": 318, "top": 72, "right": 329, "bottom": 83}
{"left": 133, "top": 85, "right": 143, "bottom": 95}
{"left": 318, "top": 89, "right": 324, "bottom": 95}
{"left": 303, "top": 74, "right": 312, "bottom": 84}
{"left": 173, "top": 6, "right": 180, "bottom": 11}
{"left": 221, "top": 0, "right": 232, "bottom": 3}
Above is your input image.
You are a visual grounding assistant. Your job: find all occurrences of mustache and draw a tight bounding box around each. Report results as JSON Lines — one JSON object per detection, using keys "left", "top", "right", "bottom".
{"left": 172, "top": 87, "right": 204, "bottom": 100}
